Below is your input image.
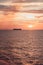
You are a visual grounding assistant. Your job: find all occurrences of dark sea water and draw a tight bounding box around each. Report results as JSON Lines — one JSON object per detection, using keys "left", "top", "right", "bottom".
{"left": 0, "top": 30, "right": 43, "bottom": 65}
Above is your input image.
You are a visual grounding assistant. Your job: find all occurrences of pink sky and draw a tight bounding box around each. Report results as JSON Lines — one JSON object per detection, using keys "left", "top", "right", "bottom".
{"left": 0, "top": 1, "right": 43, "bottom": 30}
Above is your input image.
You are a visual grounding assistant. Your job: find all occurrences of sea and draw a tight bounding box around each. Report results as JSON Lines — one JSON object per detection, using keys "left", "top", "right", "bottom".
{"left": 0, "top": 30, "right": 43, "bottom": 65}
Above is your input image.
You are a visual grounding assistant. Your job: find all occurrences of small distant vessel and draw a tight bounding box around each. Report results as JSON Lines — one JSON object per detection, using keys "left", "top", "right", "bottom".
{"left": 13, "top": 28, "right": 22, "bottom": 30}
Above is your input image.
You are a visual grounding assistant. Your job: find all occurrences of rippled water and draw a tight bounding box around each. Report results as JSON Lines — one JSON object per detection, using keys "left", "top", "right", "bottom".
{"left": 0, "top": 30, "right": 43, "bottom": 65}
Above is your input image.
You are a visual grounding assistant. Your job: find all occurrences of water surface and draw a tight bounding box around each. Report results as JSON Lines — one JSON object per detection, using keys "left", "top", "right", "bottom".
{"left": 0, "top": 30, "right": 43, "bottom": 65}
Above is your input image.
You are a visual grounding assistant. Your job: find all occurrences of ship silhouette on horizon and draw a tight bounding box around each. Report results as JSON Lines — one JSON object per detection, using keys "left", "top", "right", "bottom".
{"left": 13, "top": 28, "right": 22, "bottom": 30}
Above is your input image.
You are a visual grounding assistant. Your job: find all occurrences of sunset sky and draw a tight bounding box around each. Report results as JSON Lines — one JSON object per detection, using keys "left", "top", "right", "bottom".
{"left": 0, "top": 0, "right": 43, "bottom": 30}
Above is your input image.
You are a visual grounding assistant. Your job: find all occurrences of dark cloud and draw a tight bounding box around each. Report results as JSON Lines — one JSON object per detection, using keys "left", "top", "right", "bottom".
{"left": 24, "top": 0, "right": 43, "bottom": 2}
{"left": 27, "top": 10, "right": 43, "bottom": 13}
{"left": 0, "top": 5, "right": 17, "bottom": 12}
{"left": 0, "top": 4, "right": 43, "bottom": 14}
{"left": 0, "top": 0, "right": 43, "bottom": 3}
{"left": 12, "top": 0, "right": 23, "bottom": 2}
{"left": 12, "top": 0, "right": 43, "bottom": 2}
{"left": 0, "top": 0, "right": 10, "bottom": 2}
{"left": 17, "top": 10, "right": 43, "bottom": 13}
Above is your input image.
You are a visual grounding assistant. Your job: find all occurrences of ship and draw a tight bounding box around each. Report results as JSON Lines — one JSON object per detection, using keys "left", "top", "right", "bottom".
{"left": 13, "top": 28, "right": 22, "bottom": 30}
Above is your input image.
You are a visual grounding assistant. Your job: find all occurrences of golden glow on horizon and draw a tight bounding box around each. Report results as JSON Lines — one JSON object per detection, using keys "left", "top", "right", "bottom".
{"left": 28, "top": 24, "right": 33, "bottom": 28}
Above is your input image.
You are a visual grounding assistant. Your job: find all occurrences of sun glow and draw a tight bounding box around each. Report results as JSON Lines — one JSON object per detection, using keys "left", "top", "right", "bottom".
{"left": 28, "top": 24, "right": 33, "bottom": 28}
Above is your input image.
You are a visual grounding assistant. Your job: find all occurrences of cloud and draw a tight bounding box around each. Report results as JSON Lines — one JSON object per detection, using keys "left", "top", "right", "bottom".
{"left": 0, "top": 3, "right": 43, "bottom": 14}
{"left": 0, "top": 0, "right": 11, "bottom": 3}
{"left": 0, "top": 5, "right": 17, "bottom": 12}
{"left": 13, "top": 3, "right": 43, "bottom": 13}
{"left": 0, "top": 0, "right": 43, "bottom": 3}
{"left": 12, "top": 0, "right": 43, "bottom": 2}
{"left": 23, "top": 10, "right": 43, "bottom": 13}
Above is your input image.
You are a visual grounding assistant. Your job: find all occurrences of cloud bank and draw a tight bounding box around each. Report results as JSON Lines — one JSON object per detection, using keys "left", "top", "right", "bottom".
{"left": 0, "top": 3, "right": 43, "bottom": 14}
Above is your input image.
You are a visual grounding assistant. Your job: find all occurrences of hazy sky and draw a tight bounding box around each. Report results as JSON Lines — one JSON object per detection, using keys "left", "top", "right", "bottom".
{"left": 0, "top": 0, "right": 43, "bottom": 30}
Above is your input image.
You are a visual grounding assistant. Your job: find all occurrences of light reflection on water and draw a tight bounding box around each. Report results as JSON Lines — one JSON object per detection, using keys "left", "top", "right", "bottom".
{"left": 0, "top": 30, "right": 43, "bottom": 65}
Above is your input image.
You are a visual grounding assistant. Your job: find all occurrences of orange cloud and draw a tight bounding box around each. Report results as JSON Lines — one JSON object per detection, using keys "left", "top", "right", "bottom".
{"left": 0, "top": 2, "right": 43, "bottom": 30}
